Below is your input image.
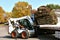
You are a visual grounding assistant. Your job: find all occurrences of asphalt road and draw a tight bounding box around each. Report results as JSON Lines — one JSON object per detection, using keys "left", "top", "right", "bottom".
{"left": 0, "top": 25, "right": 60, "bottom": 40}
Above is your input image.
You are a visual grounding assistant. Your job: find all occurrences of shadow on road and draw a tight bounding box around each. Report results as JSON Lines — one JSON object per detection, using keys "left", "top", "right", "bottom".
{"left": 0, "top": 35, "right": 37, "bottom": 39}
{"left": 38, "top": 34, "right": 60, "bottom": 40}
{"left": 0, "top": 36, "right": 12, "bottom": 39}
{"left": 2, "top": 36, "right": 12, "bottom": 38}
{"left": 0, "top": 35, "right": 22, "bottom": 39}
{"left": 0, "top": 34, "right": 60, "bottom": 40}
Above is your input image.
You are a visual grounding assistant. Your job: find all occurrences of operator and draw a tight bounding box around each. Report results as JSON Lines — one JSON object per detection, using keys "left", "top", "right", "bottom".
{"left": 16, "top": 20, "right": 27, "bottom": 30}
{"left": 19, "top": 24, "right": 25, "bottom": 29}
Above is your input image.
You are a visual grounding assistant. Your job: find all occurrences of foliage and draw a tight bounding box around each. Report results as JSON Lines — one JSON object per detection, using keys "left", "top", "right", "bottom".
{"left": 0, "top": 7, "right": 6, "bottom": 23}
{"left": 6, "top": 12, "right": 12, "bottom": 18}
{"left": 46, "top": 4, "right": 60, "bottom": 10}
{"left": 5, "top": 12, "right": 12, "bottom": 22}
{"left": 12, "top": 1, "right": 32, "bottom": 18}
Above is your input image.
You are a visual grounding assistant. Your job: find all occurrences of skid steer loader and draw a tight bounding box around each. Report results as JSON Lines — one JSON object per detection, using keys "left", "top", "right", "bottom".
{"left": 8, "top": 16, "right": 35, "bottom": 39}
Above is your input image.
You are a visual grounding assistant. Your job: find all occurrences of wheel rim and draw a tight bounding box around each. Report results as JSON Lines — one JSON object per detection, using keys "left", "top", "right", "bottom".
{"left": 11, "top": 32, "right": 16, "bottom": 38}
{"left": 22, "top": 32, "right": 26, "bottom": 39}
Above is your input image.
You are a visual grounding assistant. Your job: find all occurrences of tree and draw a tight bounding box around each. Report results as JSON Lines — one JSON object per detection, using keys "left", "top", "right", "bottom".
{"left": 12, "top": 1, "right": 32, "bottom": 18}
{"left": 5, "top": 12, "right": 12, "bottom": 22}
{"left": 46, "top": 4, "right": 60, "bottom": 10}
{"left": 0, "top": 7, "right": 6, "bottom": 23}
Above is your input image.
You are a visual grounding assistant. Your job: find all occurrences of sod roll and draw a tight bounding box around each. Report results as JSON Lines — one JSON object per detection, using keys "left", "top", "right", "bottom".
{"left": 34, "top": 6, "right": 58, "bottom": 25}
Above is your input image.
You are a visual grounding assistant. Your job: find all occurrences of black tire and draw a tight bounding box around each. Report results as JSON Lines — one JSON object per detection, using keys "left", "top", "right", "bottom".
{"left": 21, "top": 31, "right": 29, "bottom": 39}
{"left": 11, "top": 30, "right": 17, "bottom": 38}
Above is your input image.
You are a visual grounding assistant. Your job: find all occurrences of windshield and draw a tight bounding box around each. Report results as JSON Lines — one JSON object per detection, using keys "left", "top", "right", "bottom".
{"left": 19, "top": 19, "right": 33, "bottom": 30}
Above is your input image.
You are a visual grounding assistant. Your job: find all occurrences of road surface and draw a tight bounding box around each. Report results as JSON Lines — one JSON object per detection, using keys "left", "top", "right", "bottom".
{"left": 0, "top": 25, "right": 60, "bottom": 40}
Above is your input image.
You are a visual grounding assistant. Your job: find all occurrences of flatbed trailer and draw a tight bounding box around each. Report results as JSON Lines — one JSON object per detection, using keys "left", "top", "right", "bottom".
{"left": 34, "top": 25, "right": 60, "bottom": 35}
{"left": 39, "top": 25, "right": 60, "bottom": 31}
{"left": 33, "top": 17, "right": 60, "bottom": 34}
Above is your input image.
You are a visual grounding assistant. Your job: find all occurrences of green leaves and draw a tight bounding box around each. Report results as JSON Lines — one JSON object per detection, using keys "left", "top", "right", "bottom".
{"left": 46, "top": 4, "right": 60, "bottom": 10}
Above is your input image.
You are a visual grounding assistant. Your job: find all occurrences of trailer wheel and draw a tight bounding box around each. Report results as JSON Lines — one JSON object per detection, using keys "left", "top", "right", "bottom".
{"left": 11, "top": 31, "right": 17, "bottom": 38}
{"left": 21, "top": 31, "right": 29, "bottom": 39}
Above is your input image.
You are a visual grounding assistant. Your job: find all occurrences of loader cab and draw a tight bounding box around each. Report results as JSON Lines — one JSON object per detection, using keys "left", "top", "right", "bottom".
{"left": 18, "top": 19, "right": 33, "bottom": 30}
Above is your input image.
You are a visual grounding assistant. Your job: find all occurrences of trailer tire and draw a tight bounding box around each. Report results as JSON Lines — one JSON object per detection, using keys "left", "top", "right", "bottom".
{"left": 21, "top": 31, "right": 29, "bottom": 39}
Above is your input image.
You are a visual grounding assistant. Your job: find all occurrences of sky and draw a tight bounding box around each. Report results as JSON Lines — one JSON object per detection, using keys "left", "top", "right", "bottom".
{"left": 0, "top": 0, "right": 60, "bottom": 12}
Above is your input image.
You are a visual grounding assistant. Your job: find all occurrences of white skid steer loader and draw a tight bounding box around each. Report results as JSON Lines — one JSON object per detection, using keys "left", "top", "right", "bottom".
{"left": 8, "top": 16, "right": 35, "bottom": 39}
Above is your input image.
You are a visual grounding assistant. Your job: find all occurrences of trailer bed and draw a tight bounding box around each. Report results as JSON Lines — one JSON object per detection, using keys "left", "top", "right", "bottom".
{"left": 37, "top": 17, "right": 60, "bottom": 31}
{"left": 39, "top": 25, "right": 60, "bottom": 31}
